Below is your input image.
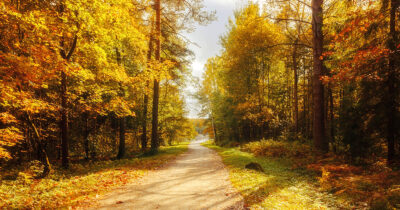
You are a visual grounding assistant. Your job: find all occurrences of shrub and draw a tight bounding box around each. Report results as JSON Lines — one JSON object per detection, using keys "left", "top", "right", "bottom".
{"left": 240, "top": 139, "right": 314, "bottom": 160}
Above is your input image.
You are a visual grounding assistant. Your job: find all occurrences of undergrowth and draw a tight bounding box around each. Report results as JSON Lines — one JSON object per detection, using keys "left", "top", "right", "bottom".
{"left": 0, "top": 143, "right": 189, "bottom": 209}
{"left": 204, "top": 140, "right": 400, "bottom": 209}
{"left": 241, "top": 139, "right": 400, "bottom": 209}
{"left": 203, "top": 140, "right": 350, "bottom": 209}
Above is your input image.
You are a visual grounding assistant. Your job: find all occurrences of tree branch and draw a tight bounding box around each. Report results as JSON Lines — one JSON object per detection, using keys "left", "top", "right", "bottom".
{"left": 60, "top": 35, "right": 78, "bottom": 61}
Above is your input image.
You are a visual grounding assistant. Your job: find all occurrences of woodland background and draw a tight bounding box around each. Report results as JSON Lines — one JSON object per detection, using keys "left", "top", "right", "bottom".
{"left": 0, "top": 0, "right": 400, "bottom": 209}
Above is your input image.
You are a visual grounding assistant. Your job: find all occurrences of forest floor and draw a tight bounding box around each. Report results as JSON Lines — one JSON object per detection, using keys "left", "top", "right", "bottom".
{"left": 0, "top": 143, "right": 189, "bottom": 209}
{"left": 91, "top": 138, "right": 244, "bottom": 209}
{"left": 202, "top": 141, "right": 356, "bottom": 209}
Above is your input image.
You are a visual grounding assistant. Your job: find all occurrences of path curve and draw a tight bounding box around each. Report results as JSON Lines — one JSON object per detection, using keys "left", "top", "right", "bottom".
{"left": 92, "top": 138, "right": 244, "bottom": 210}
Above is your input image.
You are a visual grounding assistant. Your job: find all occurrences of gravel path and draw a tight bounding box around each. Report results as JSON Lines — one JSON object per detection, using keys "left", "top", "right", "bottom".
{"left": 92, "top": 138, "right": 244, "bottom": 210}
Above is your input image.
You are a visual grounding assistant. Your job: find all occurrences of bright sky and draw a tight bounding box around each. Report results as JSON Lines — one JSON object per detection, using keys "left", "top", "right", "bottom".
{"left": 184, "top": 0, "right": 252, "bottom": 118}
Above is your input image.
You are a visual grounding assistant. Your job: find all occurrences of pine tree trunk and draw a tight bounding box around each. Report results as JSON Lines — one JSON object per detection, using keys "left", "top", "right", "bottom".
{"left": 311, "top": 0, "right": 327, "bottom": 152}
{"left": 151, "top": 0, "right": 161, "bottom": 153}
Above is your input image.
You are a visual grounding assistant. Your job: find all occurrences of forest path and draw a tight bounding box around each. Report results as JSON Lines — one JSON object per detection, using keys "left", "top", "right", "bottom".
{"left": 92, "top": 137, "right": 244, "bottom": 210}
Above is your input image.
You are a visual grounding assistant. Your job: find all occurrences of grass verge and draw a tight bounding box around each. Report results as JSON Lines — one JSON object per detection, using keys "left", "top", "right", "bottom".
{"left": 202, "top": 140, "right": 352, "bottom": 209}
{"left": 0, "top": 142, "right": 189, "bottom": 209}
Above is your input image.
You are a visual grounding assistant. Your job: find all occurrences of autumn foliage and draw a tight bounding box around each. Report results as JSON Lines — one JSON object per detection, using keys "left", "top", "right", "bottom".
{"left": 198, "top": 1, "right": 399, "bottom": 208}
{"left": 0, "top": 0, "right": 210, "bottom": 169}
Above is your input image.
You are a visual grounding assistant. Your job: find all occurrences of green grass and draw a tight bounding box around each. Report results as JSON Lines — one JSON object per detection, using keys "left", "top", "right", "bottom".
{"left": 202, "top": 141, "right": 352, "bottom": 209}
{"left": 0, "top": 142, "right": 189, "bottom": 209}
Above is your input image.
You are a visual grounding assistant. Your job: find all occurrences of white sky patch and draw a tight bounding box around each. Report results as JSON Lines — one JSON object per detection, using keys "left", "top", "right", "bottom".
{"left": 191, "top": 60, "right": 205, "bottom": 78}
{"left": 212, "top": 0, "right": 237, "bottom": 6}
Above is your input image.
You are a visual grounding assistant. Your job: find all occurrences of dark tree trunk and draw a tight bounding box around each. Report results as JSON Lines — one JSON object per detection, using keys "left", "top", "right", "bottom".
{"left": 117, "top": 118, "right": 126, "bottom": 159}
{"left": 302, "top": 57, "right": 307, "bottom": 136}
{"left": 387, "top": 0, "right": 398, "bottom": 165}
{"left": 307, "top": 69, "right": 312, "bottom": 139}
{"left": 293, "top": 39, "right": 299, "bottom": 134}
{"left": 60, "top": 70, "right": 69, "bottom": 168}
{"left": 311, "top": 0, "right": 327, "bottom": 152}
{"left": 115, "top": 47, "right": 125, "bottom": 159}
{"left": 26, "top": 114, "right": 51, "bottom": 178}
{"left": 211, "top": 110, "right": 218, "bottom": 142}
{"left": 328, "top": 86, "right": 335, "bottom": 151}
{"left": 142, "top": 23, "right": 154, "bottom": 152}
{"left": 59, "top": 34, "right": 77, "bottom": 169}
{"left": 83, "top": 115, "right": 90, "bottom": 160}
{"left": 142, "top": 91, "right": 149, "bottom": 151}
{"left": 151, "top": 0, "right": 161, "bottom": 153}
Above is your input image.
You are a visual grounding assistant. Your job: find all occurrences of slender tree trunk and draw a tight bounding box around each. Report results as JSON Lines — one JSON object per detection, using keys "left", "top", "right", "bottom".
{"left": 26, "top": 114, "right": 51, "bottom": 178}
{"left": 267, "top": 65, "right": 270, "bottom": 107}
{"left": 151, "top": 0, "right": 161, "bottom": 152}
{"left": 307, "top": 66, "right": 312, "bottom": 139}
{"left": 328, "top": 86, "right": 335, "bottom": 152}
{"left": 115, "top": 48, "right": 126, "bottom": 159}
{"left": 387, "top": 0, "right": 398, "bottom": 165}
{"left": 58, "top": 3, "right": 76, "bottom": 169}
{"left": 142, "top": 22, "right": 154, "bottom": 152}
{"left": 311, "top": 0, "right": 327, "bottom": 152}
{"left": 142, "top": 90, "right": 149, "bottom": 151}
{"left": 211, "top": 113, "right": 217, "bottom": 141}
{"left": 59, "top": 33, "right": 77, "bottom": 169}
{"left": 60, "top": 70, "right": 69, "bottom": 168}
{"left": 303, "top": 57, "right": 307, "bottom": 135}
{"left": 83, "top": 114, "right": 90, "bottom": 159}
{"left": 293, "top": 39, "right": 299, "bottom": 134}
{"left": 117, "top": 118, "right": 126, "bottom": 159}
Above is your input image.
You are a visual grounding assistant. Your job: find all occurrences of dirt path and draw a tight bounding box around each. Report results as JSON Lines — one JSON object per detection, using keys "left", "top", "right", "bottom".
{"left": 92, "top": 139, "right": 244, "bottom": 210}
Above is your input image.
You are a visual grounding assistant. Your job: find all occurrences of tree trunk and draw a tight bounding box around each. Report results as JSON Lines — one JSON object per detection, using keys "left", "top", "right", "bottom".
{"left": 115, "top": 47, "right": 126, "bottom": 159}
{"left": 387, "top": 0, "right": 398, "bottom": 165}
{"left": 26, "top": 114, "right": 51, "bottom": 179}
{"left": 311, "top": 0, "right": 327, "bottom": 152}
{"left": 303, "top": 56, "right": 307, "bottom": 135}
{"left": 117, "top": 118, "right": 126, "bottom": 159}
{"left": 61, "top": 70, "right": 69, "bottom": 168}
{"left": 142, "top": 91, "right": 149, "bottom": 151}
{"left": 151, "top": 0, "right": 161, "bottom": 153}
{"left": 84, "top": 115, "right": 90, "bottom": 160}
{"left": 293, "top": 39, "right": 299, "bottom": 134}
{"left": 328, "top": 86, "right": 335, "bottom": 152}
{"left": 210, "top": 105, "right": 218, "bottom": 142}
{"left": 59, "top": 34, "right": 77, "bottom": 169}
{"left": 142, "top": 21, "right": 154, "bottom": 152}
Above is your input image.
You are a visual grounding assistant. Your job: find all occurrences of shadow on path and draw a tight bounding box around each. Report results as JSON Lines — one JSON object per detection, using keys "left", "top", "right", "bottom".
{"left": 91, "top": 138, "right": 244, "bottom": 210}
